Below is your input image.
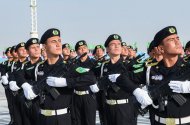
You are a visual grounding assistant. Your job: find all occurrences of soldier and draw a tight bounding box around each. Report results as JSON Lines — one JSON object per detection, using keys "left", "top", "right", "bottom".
{"left": 184, "top": 41, "right": 190, "bottom": 55}
{"left": 93, "top": 44, "right": 108, "bottom": 125}
{"left": 115, "top": 26, "right": 190, "bottom": 125}
{"left": 62, "top": 43, "right": 73, "bottom": 67}
{"left": 94, "top": 34, "right": 152, "bottom": 125}
{"left": 69, "top": 49, "right": 77, "bottom": 60}
{"left": 8, "top": 42, "right": 28, "bottom": 125}
{"left": 0, "top": 47, "right": 14, "bottom": 125}
{"left": 69, "top": 40, "right": 98, "bottom": 125}
{"left": 21, "top": 28, "right": 97, "bottom": 125}
{"left": 121, "top": 42, "right": 129, "bottom": 61}
{"left": 14, "top": 38, "right": 42, "bottom": 125}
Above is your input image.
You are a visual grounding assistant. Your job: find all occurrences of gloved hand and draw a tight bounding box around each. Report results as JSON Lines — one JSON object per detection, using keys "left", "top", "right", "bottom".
{"left": 46, "top": 76, "right": 67, "bottom": 87}
{"left": 133, "top": 88, "right": 153, "bottom": 109}
{"left": 90, "top": 83, "right": 99, "bottom": 93}
{"left": 108, "top": 74, "right": 120, "bottom": 82}
{"left": 2, "top": 75, "right": 8, "bottom": 85}
{"left": 169, "top": 80, "right": 190, "bottom": 93}
{"left": 9, "top": 81, "right": 20, "bottom": 91}
{"left": 21, "top": 82, "right": 37, "bottom": 100}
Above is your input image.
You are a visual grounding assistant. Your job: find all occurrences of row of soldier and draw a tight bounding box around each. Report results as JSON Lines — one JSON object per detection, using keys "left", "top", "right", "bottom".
{"left": 1, "top": 26, "right": 190, "bottom": 125}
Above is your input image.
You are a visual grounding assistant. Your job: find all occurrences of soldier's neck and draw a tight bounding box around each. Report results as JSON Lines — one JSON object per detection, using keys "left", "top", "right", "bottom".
{"left": 163, "top": 55, "right": 178, "bottom": 67}
{"left": 80, "top": 55, "right": 88, "bottom": 62}
{"left": 110, "top": 55, "right": 120, "bottom": 64}
{"left": 19, "top": 57, "right": 26, "bottom": 62}
{"left": 47, "top": 56, "right": 59, "bottom": 65}
{"left": 30, "top": 57, "right": 40, "bottom": 64}
{"left": 63, "top": 55, "right": 69, "bottom": 61}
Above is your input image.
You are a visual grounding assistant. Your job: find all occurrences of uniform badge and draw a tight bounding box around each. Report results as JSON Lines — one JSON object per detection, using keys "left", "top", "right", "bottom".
{"left": 21, "top": 43, "right": 25, "bottom": 46}
{"left": 113, "top": 35, "right": 119, "bottom": 39}
{"left": 151, "top": 75, "right": 163, "bottom": 81}
{"left": 169, "top": 27, "right": 176, "bottom": 33}
{"left": 52, "top": 30, "right": 59, "bottom": 35}
{"left": 103, "top": 68, "right": 108, "bottom": 72}
{"left": 79, "top": 42, "right": 83, "bottom": 45}
{"left": 32, "top": 39, "right": 37, "bottom": 43}
{"left": 37, "top": 71, "right": 44, "bottom": 76}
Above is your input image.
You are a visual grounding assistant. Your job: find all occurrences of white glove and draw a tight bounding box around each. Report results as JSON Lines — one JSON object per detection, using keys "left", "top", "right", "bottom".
{"left": 169, "top": 80, "right": 190, "bottom": 93}
{"left": 90, "top": 84, "right": 99, "bottom": 93}
{"left": 2, "top": 75, "right": 8, "bottom": 85}
{"left": 46, "top": 76, "right": 67, "bottom": 87}
{"left": 108, "top": 74, "right": 120, "bottom": 82}
{"left": 9, "top": 81, "right": 20, "bottom": 91}
{"left": 21, "top": 82, "right": 37, "bottom": 100}
{"left": 133, "top": 88, "right": 153, "bottom": 108}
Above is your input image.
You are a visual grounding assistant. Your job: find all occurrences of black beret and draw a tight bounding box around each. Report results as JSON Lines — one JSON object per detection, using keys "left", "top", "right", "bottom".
{"left": 153, "top": 26, "right": 177, "bottom": 47}
{"left": 127, "top": 45, "right": 133, "bottom": 49}
{"left": 121, "top": 42, "right": 127, "bottom": 46}
{"left": 62, "top": 43, "right": 71, "bottom": 49}
{"left": 104, "top": 34, "right": 122, "bottom": 47}
{"left": 10, "top": 45, "right": 16, "bottom": 53}
{"left": 15, "top": 42, "right": 25, "bottom": 52}
{"left": 5, "top": 47, "right": 12, "bottom": 54}
{"left": 185, "top": 41, "right": 190, "bottom": 51}
{"left": 147, "top": 40, "right": 155, "bottom": 54}
{"left": 75, "top": 40, "right": 87, "bottom": 51}
{"left": 93, "top": 45, "right": 104, "bottom": 55}
{"left": 25, "top": 38, "right": 40, "bottom": 50}
{"left": 40, "top": 28, "right": 60, "bottom": 44}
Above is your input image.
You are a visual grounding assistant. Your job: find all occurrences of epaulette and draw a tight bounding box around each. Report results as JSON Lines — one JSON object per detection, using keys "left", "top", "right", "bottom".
{"left": 37, "top": 60, "right": 45, "bottom": 66}
{"left": 146, "top": 59, "right": 159, "bottom": 67}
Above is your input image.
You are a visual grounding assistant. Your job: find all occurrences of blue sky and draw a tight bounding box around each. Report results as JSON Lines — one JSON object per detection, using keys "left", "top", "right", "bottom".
{"left": 0, "top": 0, "right": 190, "bottom": 55}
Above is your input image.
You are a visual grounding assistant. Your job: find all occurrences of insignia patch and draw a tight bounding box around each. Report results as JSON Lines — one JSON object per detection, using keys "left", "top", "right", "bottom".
{"left": 76, "top": 67, "right": 90, "bottom": 73}
{"left": 113, "top": 35, "right": 119, "bottom": 39}
{"left": 151, "top": 75, "right": 163, "bottom": 80}
{"left": 52, "top": 30, "right": 59, "bottom": 35}
{"left": 103, "top": 68, "right": 108, "bottom": 72}
{"left": 21, "top": 43, "right": 25, "bottom": 46}
{"left": 169, "top": 27, "right": 176, "bottom": 33}
{"left": 32, "top": 39, "right": 37, "bottom": 43}
{"left": 37, "top": 71, "right": 44, "bottom": 76}
{"left": 79, "top": 42, "right": 83, "bottom": 45}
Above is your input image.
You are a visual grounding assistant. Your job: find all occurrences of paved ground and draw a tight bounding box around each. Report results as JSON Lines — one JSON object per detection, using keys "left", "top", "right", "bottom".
{"left": 0, "top": 85, "right": 150, "bottom": 125}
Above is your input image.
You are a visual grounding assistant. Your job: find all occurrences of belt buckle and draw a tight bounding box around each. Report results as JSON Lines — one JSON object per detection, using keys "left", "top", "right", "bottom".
{"left": 166, "top": 118, "right": 176, "bottom": 125}
{"left": 109, "top": 100, "right": 116, "bottom": 105}
{"left": 45, "top": 110, "right": 52, "bottom": 116}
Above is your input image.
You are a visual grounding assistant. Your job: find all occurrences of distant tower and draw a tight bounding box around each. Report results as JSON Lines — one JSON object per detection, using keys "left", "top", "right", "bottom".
{"left": 30, "top": 0, "right": 38, "bottom": 38}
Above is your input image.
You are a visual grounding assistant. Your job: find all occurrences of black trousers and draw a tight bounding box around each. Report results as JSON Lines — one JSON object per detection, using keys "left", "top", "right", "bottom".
{"left": 105, "top": 101, "right": 137, "bottom": 125}
{"left": 20, "top": 98, "right": 40, "bottom": 125}
{"left": 73, "top": 94, "right": 96, "bottom": 125}
{"left": 39, "top": 113, "right": 72, "bottom": 125}
{"left": 96, "top": 90, "right": 107, "bottom": 125}
{"left": 5, "top": 88, "right": 14, "bottom": 123}
{"left": 12, "top": 92, "right": 23, "bottom": 125}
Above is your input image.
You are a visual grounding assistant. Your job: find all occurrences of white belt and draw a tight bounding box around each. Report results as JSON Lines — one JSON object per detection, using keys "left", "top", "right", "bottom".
{"left": 155, "top": 114, "right": 190, "bottom": 124}
{"left": 40, "top": 108, "right": 68, "bottom": 116}
{"left": 74, "top": 90, "right": 89, "bottom": 95}
{"left": 106, "top": 99, "right": 128, "bottom": 105}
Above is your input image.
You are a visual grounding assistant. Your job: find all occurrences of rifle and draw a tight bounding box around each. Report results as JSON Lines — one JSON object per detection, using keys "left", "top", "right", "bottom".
{"left": 148, "top": 64, "right": 190, "bottom": 111}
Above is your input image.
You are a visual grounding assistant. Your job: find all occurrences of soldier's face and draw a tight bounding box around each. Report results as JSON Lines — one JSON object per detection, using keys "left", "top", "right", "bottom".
{"left": 44, "top": 36, "right": 62, "bottom": 56}
{"left": 95, "top": 48, "right": 104, "bottom": 58}
{"left": 107, "top": 40, "right": 122, "bottom": 56}
{"left": 17, "top": 47, "right": 28, "bottom": 58}
{"left": 77, "top": 45, "right": 89, "bottom": 56}
{"left": 6, "top": 51, "right": 13, "bottom": 58}
{"left": 12, "top": 50, "right": 18, "bottom": 58}
{"left": 62, "top": 47, "right": 70, "bottom": 56}
{"left": 27, "top": 44, "right": 41, "bottom": 58}
{"left": 160, "top": 34, "right": 182, "bottom": 55}
{"left": 121, "top": 46, "right": 129, "bottom": 56}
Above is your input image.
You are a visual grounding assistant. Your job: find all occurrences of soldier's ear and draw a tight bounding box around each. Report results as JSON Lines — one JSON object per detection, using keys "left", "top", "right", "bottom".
{"left": 157, "top": 45, "right": 164, "bottom": 54}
